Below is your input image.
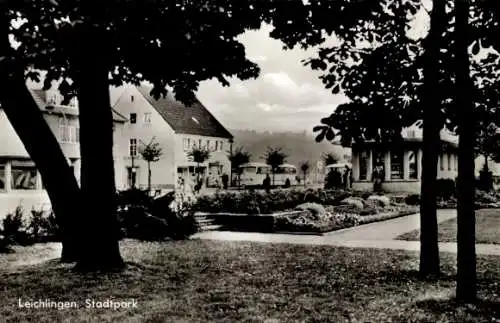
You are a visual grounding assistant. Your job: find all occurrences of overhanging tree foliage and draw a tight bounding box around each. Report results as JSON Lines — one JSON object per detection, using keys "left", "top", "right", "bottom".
{"left": 7, "top": 0, "right": 307, "bottom": 271}
{"left": 0, "top": 4, "right": 83, "bottom": 263}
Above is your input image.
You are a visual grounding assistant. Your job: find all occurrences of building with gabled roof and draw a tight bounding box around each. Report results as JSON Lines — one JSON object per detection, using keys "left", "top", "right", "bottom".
{"left": 112, "top": 85, "right": 233, "bottom": 191}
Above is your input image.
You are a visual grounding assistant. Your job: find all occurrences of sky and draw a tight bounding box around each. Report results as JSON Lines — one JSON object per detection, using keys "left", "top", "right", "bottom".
{"left": 196, "top": 4, "right": 432, "bottom": 134}
{"left": 196, "top": 24, "right": 349, "bottom": 133}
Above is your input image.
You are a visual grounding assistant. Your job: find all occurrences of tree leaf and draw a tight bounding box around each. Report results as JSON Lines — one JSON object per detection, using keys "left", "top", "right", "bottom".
{"left": 472, "top": 41, "right": 480, "bottom": 55}
{"left": 325, "top": 128, "right": 335, "bottom": 141}
{"left": 312, "top": 125, "right": 324, "bottom": 132}
{"left": 315, "top": 131, "right": 326, "bottom": 143}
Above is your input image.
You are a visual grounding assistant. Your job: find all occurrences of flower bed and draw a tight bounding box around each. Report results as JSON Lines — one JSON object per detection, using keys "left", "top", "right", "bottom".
{"left": 273, "top": 206, "right": 419, "bottom": 234}
{"left": 200, "top": 201, "right": 418, "bottom": 235}
{"left": 190, "top": 188, "right": 352, "bottom": 215}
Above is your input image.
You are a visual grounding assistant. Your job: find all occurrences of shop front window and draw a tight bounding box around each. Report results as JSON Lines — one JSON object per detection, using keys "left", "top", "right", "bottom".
{"left": 409, "top": 150, "right": 418, "bottom": 179}
{"left": 391, "top": 150, "right": 404, "bottom": 179}
{"left": 11, "top": 166, "right": 37, "bottom": 190}
{"left": 359, "top": 150, "right": 368, "bottom": 180}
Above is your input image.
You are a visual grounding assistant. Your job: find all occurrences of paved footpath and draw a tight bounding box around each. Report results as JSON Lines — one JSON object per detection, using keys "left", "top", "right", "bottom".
{"left": 323, "top": 209, "right": 457, "bottom": 240}
{"left": 193, "top": 210, "right": 500, "bottom": 256}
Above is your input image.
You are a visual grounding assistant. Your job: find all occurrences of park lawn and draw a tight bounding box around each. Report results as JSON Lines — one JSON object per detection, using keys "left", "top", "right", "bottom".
{"left": 0, "top": 240, "right": 499, "bottom": 322}
{"left": 397, "top": 209, "right": 500, "bottom": 244}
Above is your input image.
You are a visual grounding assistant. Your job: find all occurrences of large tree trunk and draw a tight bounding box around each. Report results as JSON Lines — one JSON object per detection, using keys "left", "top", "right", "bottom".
{"left": 419, "top": 0, "right": 446, "bottom": 277}
{"left": 72, "top": 24, "right": 124, "bottom": 272}
{"left": 455, "top": 0, "right": 477, "bottom": 302}
{"left": 0, "top": 10, "right": 81, "bottom": 262}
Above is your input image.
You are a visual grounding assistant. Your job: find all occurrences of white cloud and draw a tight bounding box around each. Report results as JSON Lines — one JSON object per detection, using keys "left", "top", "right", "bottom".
{"left": 197, "top": 25, "right": 347, "bottom": 133}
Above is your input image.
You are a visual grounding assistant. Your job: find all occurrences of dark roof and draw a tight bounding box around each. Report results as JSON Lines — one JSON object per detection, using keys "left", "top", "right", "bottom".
{"left": 135, "top": 86, "right": 233, "bottom": 139}
{"left": 29, "top": 89, "right": 128, "bottom": 122}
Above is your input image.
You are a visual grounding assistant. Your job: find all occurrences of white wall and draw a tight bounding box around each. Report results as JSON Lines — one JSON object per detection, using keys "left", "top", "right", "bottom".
{"left": 112, "top": 87, "right": 176, "bottom": 189}
{"left": 173, "top": 134, "right": 232, "bottom": 174}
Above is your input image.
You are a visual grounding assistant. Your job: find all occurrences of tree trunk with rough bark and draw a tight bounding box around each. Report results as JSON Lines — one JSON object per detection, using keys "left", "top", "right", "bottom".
{"left": 419, "top": 0, "right": 446, "bottom": 277}
{"left": 454, "top": 0, "right": 477, "bottom": 302}
{"left": 0, "top": 10, "right": 81, "bottom": 262}
{"left": 72, "top": 23, "right": 124, "bottom": 272}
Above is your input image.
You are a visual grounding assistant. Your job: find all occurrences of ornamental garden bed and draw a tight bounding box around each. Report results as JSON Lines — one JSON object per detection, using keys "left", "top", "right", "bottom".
{"left": 192, "top": 189, "right": 419, "bottom": 235}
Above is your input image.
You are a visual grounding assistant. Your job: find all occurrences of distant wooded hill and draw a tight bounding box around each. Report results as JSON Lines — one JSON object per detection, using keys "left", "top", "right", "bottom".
{"left": 229, "top": 129, "right": 351, "bottom": 169}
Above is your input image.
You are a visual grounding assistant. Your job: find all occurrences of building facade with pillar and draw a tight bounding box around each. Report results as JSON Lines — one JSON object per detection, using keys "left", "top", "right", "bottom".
{"left": 0, "top": 88, "right": 127, "bottom": 218}
{"left": 351, "top": 120, "right": 459, "bottom": 193}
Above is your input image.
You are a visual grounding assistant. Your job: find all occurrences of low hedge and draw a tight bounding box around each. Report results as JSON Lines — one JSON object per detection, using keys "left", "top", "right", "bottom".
{"left": 191, "top": 189, "right": 353, "bottom": 215}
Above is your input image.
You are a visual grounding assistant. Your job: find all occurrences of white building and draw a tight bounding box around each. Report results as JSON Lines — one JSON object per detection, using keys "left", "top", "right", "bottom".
{"left": 112, "top": 86, "right": 233, "bottom": 192}
{"left": 0, "top": 88, "right": 127, "bottom": 217}
{"left": 351, "top": 120, "right": 459, "bottom": 193}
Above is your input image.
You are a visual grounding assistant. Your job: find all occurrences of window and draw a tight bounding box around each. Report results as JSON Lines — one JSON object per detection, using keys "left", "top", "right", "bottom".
{"left": 408, "top": 150, "right": 418, "bottom": 179}
{"left": 76, "top": 127, "right": 80, "bottom": 142}
{"left": 130, "top": 113, "right": 137, "bottom": 124}
{"left": 198, "top": 139, "right": 202, "bottom": 148}
{"left": 143, "top": 113, "right": 152, "bottom": 125}
{"left": 11, "top": 164, "right": 37, "bottom": 190}
{"left": 131, "top": 95, "right": 135, "bottom": 102}
{"left": 59, "top": 118, "right": 79, "bottom": 143}
{"left": 215, "top": 141, "right": 219, "bottom": 151}
{"left": 129, "top": 138, "right": 137, "bottom": 156}
{"left": 47, "top": 92, "right": 58, "bottom": 105}
{"left": 359, "top": 150, "right": 369, "bottom": 180}
{"left": 207, "top": 140, "right": 211, "bottom": 150}
{"left": 183, "top": 138, "right": 190, "bottom": 151}
{"left": 390, "top": 150, "right": 404, "bottom": 179}
{"left": 244, "top": 167, "right": 257, "bottom": 174}
{"left": 219, "top": 141, "right": 224, "bottom": 151}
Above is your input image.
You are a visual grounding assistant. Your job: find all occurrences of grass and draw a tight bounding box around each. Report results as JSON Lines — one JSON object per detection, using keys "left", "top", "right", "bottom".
{"left": 0, "top": 240, "right": 499, "bottom": 322}
{"left": 397, "top": 209, "right": 500, "bottom": 244}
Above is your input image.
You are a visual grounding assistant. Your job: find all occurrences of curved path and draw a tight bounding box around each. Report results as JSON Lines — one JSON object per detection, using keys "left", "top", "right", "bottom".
{"left": 193, "top": 210, "right": 500, "bottom": 256}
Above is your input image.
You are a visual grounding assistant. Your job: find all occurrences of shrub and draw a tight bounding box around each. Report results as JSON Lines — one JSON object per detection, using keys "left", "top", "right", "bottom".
{"left": 476, "top": 190, "right": 498, "bottom": 204}
{"left": 295, "top": 203, "right": 326, "bottom": 217}
{"left": 1, "top": 207, "right": 34, "bottom": 246}
{"left": 359, "top": 207, "right": 378, "bottom": 216}
{"left": 117, "top": 189, "right": 198, "bottom": 241}
{"left": 325, "top": 204, "right": 360, "bottom": 215}
{"left": 0, "top": 235, "right": 12, "bottom": 253}
{"left": 405, "top": 194, "right": 420, "bottom": 206}
{"left": 28, "top": 209, "right": 60, "bottom": 243}
{"left": 324, "top": 171, "right": 341, "bottom": 189}
{"left": 436, "top": 179, "right": 456, "bottom": 200}
{"left": 478, "top": 165, "right": 494, "bottom": 192}
{"left": 190, "top": 188, "right": 352, "bottom": 215}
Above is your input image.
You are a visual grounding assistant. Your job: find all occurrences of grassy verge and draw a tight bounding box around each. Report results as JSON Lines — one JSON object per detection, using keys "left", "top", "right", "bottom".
{"left": 1, "top": 240, "right": 500, "bottom": 322}
{"left": 397, "top": 209, "right": 500, "bottom": 244}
